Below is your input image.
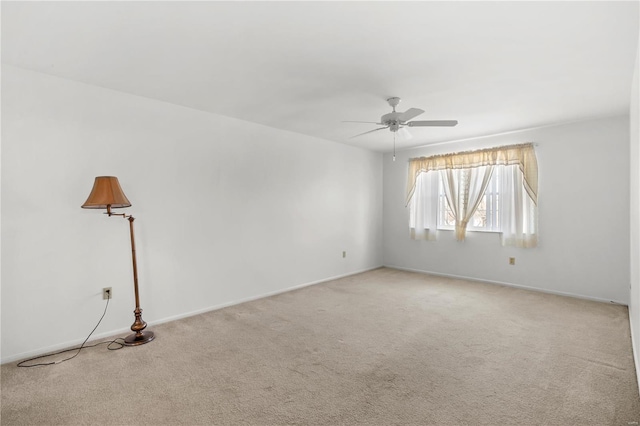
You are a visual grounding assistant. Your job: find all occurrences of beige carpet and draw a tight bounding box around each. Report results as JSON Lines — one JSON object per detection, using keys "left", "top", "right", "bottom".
{"left": 2, "top": 267, "right": 639, "bottom": 425}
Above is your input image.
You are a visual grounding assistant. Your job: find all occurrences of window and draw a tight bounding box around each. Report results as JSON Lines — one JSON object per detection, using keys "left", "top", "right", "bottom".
{"left": 406, "top": 143, "right": 538, "bottom": 247}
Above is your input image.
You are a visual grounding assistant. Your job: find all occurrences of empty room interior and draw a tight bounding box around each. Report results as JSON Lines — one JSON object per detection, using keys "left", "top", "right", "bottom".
{"left": 2, "top": 1, "right": 640, "bottom": 425}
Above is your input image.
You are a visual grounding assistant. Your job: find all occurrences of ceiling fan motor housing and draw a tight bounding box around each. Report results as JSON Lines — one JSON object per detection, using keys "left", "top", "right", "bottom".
{"left": 381, "top": 111, "right": 403, "bottom": 132}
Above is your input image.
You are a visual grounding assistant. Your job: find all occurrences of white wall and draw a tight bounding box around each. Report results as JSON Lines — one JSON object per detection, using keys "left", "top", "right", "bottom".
{"left": 383, "top": 115, "right": 630, "bottom": 304}
{"left": 629, "top": 26, "right": 640, "bottom": 390}
{"left": 1, "top": 65, "right": 384, "bottom": 363}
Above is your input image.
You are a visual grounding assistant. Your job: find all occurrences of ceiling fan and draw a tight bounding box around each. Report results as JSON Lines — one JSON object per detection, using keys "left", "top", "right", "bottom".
{"left": 345, "top": 97, "right": 458, "bottom": 140}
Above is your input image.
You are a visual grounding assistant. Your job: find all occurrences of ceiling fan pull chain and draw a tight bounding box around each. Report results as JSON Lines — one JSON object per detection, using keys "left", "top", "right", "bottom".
{"left": 393, "top": 133, "right": 396, "bottom": 162}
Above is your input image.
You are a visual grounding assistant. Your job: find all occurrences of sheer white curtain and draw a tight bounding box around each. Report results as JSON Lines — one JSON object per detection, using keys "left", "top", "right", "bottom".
{"left": 440, "top": 165, "right": 494, "bottom": 241}
{"left": 408, "top": 171, "right": 438, "bottom": 240}
{"left": 499, "top": 165, "right": 537, "bottom": 247}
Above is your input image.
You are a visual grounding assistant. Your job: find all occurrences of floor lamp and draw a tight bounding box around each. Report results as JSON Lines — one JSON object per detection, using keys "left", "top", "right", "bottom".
{"left": 81, "top": 176, "right": 155, "bottom": 346}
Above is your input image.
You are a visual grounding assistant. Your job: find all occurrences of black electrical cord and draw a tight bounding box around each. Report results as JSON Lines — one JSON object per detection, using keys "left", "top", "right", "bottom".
{"left": 17, "top": 293, "right": 124, "bottom": 367}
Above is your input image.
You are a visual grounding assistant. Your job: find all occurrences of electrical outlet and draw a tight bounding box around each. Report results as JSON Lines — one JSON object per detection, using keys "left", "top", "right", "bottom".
{"left": 509, "top": 257, "right": 516, "bottom": 265}
{"left": 342, "top": 251, "right": 346, "bottom": 258}
{"left": 103, "top": 287, "right": 112, "bottom": 299}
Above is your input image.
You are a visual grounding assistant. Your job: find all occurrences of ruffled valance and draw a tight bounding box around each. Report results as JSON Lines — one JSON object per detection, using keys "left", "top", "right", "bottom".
{"left": 406, "top": 143, "right": 538, "bottom": 205}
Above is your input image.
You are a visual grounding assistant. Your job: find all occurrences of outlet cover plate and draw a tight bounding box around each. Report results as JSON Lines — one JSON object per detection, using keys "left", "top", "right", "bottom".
{"left": 103, "top": 287, "right": 112, "bottom": 299}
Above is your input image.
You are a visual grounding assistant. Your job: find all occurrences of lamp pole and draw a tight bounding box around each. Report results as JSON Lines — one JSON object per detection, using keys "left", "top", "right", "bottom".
{"left": 124, "top": 214, "right": 154, "bottom": 345}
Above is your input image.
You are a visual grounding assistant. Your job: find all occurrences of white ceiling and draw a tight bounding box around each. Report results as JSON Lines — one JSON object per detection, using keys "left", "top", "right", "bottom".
{"left": 2, "top": 1, "right": 639, "bottom": 152}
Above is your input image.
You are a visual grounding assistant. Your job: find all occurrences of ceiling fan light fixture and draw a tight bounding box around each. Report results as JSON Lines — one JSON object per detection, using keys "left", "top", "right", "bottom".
{"left": 398, "top": 127, "right": 412, "bottom": 140}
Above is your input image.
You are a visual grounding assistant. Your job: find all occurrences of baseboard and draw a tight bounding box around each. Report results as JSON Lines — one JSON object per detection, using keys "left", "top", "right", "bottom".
{"left": 0, "top": 326, "right": 133, "bottom": 365}
{"left": 1, "top": 266, "right": 382, "bottom": 365}
{"left": 629, "top": 305, "right": 640, "bottom": 397}
{"left": 148, "top": 265, "right": 383, "bottom": 328}
{"left": 384, "top": 264, "right": 628, "bottom": 306}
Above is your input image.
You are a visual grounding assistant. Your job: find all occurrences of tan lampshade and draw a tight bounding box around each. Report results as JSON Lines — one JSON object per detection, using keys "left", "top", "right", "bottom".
{"left": 81, "top": 176, "right": 132, "bottom": 209}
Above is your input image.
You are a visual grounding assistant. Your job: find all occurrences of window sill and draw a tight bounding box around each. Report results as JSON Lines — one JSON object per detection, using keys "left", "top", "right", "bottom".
{"left": 436, "top": 228, "right": 501, "bottom": 234}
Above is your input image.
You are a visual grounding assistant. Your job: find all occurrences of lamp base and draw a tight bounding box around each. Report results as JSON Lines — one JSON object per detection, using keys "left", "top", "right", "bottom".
{"left": 124, "top": 330, "right": 155, "bottom": 346}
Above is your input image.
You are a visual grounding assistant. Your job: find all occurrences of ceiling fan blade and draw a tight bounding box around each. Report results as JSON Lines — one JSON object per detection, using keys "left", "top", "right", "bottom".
{"left": 350, "top": 126, "right": 389, "bottom": 139}
{"left": 407, "top": 120, "right": 458, "bottom": 127}
{"left": 398, "top": 127, "right": 413, "bottom": 140}
{"left": 342, "top": 121, "right": 383, "bottom": 124}
{"left": 397, "top": 108, "right": 424, "bottom": 122}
